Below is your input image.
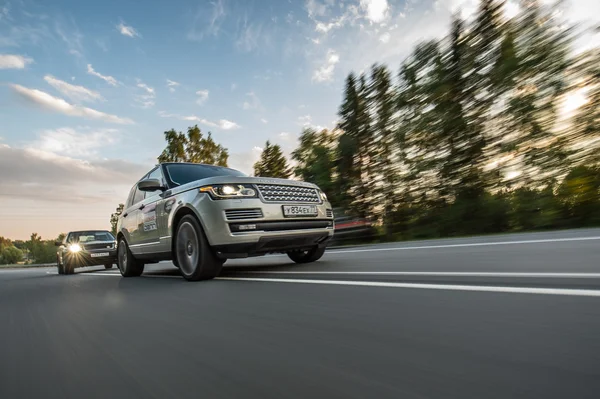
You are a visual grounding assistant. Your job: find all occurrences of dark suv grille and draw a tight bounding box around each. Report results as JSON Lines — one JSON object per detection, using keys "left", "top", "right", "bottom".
{"left": 257, "top": 185, "right": 320, "bottom": 203}
{"left": 82, "top": 242, "right": 114, "bottom": 251}
{"left": 225, "top": 209, "right": 264, "bottom": 220}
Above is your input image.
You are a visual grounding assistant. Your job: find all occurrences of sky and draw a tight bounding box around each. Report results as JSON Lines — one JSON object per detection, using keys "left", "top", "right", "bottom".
{"left": 1, "top": 0, "right": 599, "bottom": 240}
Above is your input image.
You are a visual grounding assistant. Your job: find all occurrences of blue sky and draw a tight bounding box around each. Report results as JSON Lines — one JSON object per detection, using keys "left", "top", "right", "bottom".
{"left": 1, "top": 0, "right": 598, "bottom": 239}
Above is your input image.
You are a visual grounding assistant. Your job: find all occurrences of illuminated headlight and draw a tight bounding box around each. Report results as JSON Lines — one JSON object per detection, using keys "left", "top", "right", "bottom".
{"left": 319, "top": 190, "right": 328, "bottom": 202}
{"left": 68, "top": 244, "right": 82, "bottom": 253}
{"left": 200, "top": 184, "right": 257, "bottom": 199}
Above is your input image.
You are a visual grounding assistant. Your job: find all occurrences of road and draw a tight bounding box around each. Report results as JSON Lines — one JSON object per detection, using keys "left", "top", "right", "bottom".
{"left": 1, "top": 229, "right": 600, "bottom": 399}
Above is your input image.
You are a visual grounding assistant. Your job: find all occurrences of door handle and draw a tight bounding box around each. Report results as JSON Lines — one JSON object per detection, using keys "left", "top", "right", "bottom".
{"left": 139, "top": 204, "right": 145, "bottom": 210}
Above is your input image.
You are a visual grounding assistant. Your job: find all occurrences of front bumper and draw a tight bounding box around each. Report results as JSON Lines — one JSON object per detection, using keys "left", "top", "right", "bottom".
{"left": 64, "top": 249, "right": 117, "bottom": 266}
{"left": 187, "top": 196, "right": 335, "bottom": 257}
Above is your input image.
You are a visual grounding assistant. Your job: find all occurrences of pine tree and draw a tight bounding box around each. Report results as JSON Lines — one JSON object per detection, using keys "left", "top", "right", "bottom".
{"left": 337, "top": 73, "right": 360, "bottom": 212}
{"left": 253, "top": 141, "right": 291, "bottom": 178}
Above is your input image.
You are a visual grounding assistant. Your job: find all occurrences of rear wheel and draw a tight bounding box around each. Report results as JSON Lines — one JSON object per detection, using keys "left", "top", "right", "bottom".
{"left": 287, "top": 246, "right": 326, "bottom": 264}
{"left": 117, "top": 239, "right": 144, "bottom": 277}
{"left": 175, "top": 215, "right": 222, "bottom": 281}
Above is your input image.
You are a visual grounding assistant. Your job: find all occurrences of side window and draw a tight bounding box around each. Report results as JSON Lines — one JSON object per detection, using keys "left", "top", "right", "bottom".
{"left": 144, "top": 167, "right": 164, "bottom": 199}
{"left": 132, "top": 188, "right": 145, "bottom": 205}
{"left": 126, "top": 186, "right": 136, "bottom": 208}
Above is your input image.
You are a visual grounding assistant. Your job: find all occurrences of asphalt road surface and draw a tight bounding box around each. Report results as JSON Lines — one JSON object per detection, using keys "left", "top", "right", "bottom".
{"left": 2, "top": 229, "right": 600, "bottom": 399}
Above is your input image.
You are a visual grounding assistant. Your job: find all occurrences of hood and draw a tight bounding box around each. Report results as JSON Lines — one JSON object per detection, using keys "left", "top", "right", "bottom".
{"left": 170, "top": 176, "right": 319, "bottom": 195}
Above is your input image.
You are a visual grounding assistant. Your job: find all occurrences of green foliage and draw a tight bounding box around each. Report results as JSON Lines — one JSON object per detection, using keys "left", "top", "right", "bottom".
{"left": 0, "top": 246, "right": 23, "bottom": 265}
{"left": 158, "top": 125, "right": 228, "bottom": 166}
{"left": 253, "top": 141, "right": 291, "bottom": 178}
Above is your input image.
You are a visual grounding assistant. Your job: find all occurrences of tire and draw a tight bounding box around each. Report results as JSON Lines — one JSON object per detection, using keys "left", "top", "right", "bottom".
{"left": 175, "top": 215, "right": 222, "bottom": 281}
{"left": 104, "top": 264, "right": 114, "bottom": 270}
{"left": 117, "top": 239, "right": 144, "bottom": 277}
{"left": 63, "top": 256, "right": 76, "bottom": 275}
{"left": 287, "top": 246, "right": 326, "bottom": 264}
{"left": 57, "top": 256, "right": 64, "bottom": 275}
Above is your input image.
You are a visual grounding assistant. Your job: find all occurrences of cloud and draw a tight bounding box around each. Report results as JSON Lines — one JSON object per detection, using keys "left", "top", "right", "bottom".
{"left": 10, "top": 84, "right": 134, "bottom": 124}
{"left": 158, "top": 111, "right": 240, "bottom": 130}
{"left": 44, "top": 75, "right": 104, "bottom": 103}
{"left": 228, "top": 146, "right": 264, "bottom": 175}
{"left": 0, "top": 54, "right": 33, "bottom": 69}
{"left": 117, "top": 22, "right": 140, "bottom": 38}
{"left": 231, "top": 83, "right": 237, "bottom": 91}
{"left": 312, "top": 49, "right": 340, "bottom": 82}
{"left": 360, "top": 0, "right": 389, "bottom": 23}
{"left": 261, "top": 118, "right": 268, "bottom": 124}
{"left": 298, "top": 114, "right": 313, "bottom": 126}
{"left": 135, "top": 80, "right": 156, "bottom": 108}
{"left": 167, "top": 79, "right": 180, "bottom": 93}
{"left": 0, "top": 144, "right": 149, "bottom": 239}
{"left": 236, "top": 20, "right": 269, "bottom": 52}
{"left": 87, "top": 64, "right": 119, "bottom": 86}
{"left": 30, "top": 127, "right": 119, "bottom": 157}
{"left": 196, "top": 89, "right": 209, "bottom": 106}
{"left": 379, "top": 32, "right": 391, "bottom": 43}
{"left": 306, "top": 0, "right": 330, "bottom": 19}
{"left": 242, "top": 92, "right": 262, "bottom": 110}
{"left": 188, "top": 0, "right": 226, "bottom": 41}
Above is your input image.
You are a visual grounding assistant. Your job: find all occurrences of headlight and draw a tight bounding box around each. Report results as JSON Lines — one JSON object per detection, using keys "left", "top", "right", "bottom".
{"left": 319, "top": 190, "right": 328, "bottom": 202}
{"left": 68, "top": 244, "right": 82, "bottom": 253}
{"left": 200, "top": 184, "right": 257, "bottom": 199}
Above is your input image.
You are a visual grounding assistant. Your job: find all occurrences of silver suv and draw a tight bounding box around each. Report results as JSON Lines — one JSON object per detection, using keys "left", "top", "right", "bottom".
{"left": 116, "top": 163, "right": 334, "bottom": 281}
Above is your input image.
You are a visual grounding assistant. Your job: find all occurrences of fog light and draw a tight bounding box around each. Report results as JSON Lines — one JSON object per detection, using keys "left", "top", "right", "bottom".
{"left": 238, "top": 224, "right": 257, "bottom": 231}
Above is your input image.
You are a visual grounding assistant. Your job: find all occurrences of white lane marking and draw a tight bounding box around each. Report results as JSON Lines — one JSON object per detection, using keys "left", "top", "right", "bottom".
{"left": 326, "top": 236, "right": 600, "bottom": 254}
{"left": 216, "top": 277, "right": 600, "bottom": 297}
{"left": 234, "top": 271, "right": 600, "bottom": 278}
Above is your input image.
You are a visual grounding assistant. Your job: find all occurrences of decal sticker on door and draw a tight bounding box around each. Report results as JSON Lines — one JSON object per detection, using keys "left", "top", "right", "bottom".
{"left": 142, "top": 204, "right": 158, "bottom": 232}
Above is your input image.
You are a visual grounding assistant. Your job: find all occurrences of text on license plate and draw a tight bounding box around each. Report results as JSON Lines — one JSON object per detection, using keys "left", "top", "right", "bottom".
{"left": 282, "top": 205, "right": 318, "bottom": 217}
{"left": 90, "top": 252, "right": 109, "bottom": 257}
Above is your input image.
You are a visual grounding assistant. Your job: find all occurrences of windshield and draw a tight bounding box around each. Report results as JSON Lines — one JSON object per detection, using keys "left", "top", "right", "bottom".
{"left": 67, "top": 231, "right": 115, "bottom": 243}
{"left": 165, "top": 164, "right": 246, "bottom": 186}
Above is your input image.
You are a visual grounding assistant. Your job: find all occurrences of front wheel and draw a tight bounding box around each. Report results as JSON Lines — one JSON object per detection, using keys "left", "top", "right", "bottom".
{"left": 287, "top": 246, "right": 326, "bottom": 264}
{"left": 57, "top": 256, "right": 64, "bottom": 275}
{"left": 117, "top": 239, "right": 144, "bottom": 277}
{"left": 175, "top": 215, "right": 222, "bottom": 281}
{"left": 63, "top": 256, "right": 76, "bottom": 275}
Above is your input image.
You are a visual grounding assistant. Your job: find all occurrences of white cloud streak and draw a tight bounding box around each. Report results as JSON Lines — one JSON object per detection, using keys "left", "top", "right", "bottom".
{"left": 87, "top": 64, "right": 119, "bottom": 86}
{"left": 196, "top": 89, "right": 209, "bottom": 106}
{"left": 158, "top": 111, "right": 240, "bottom": 130}
{"left": 136, "top": 81, "right": 155, "bottom": 108}
{"left": 31, "top": 127, "right": 119, "bottom": 157}
{"left": 360, "top": 0, "right": 389, "bottom": 23}
{"left": 313, "top": 49, "right": 340, "bottom": 82}
{"left": 10, "top": 84, "right": 133, "bottom": 124}
{"left": 167, "top": 79, "right": 180, "bottom": 92}
{"left": 0, "top": 54, "right": 33, "bottom": 69}
{"left": 44, "top": 75, "right": 104, "bottom": 103}
{"left": 242, "top": 92, "right": 262, "bottom": 110}
{"left": 117, "top": 22, "right": 140, "bottom": 38}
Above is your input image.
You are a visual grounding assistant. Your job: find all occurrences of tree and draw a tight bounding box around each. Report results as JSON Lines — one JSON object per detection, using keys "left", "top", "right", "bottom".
{"left": 253, "top": 141, "right": 291, "bottom": 178}
{"left": 337, "top": 73, "right": 360, "bottom": 211}
{"left": 157, "top": 125, "right": 229, "bottom": 166}
{"left": 292, "top": 128, "right": 337, "bottom": 204}
{"left": 0, "top": 246, "right": 23, "bottom": 265}
{"left": 110, "top": 204, "right": 125, "bottom": 236}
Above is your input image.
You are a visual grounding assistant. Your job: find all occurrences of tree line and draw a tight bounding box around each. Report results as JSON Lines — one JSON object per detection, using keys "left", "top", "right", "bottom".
{"left": 153, "top": 0, "right": 600, "bottom": 241}
{"left": 0, "top": 233, "right": 65, "bottom": 265}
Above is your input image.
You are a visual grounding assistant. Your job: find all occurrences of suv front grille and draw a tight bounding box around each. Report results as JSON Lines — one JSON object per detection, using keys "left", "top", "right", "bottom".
{"left": 225, "top": 209, "right": 264, "bottom": 220}
{"left": 82, "top": 243, "right": 114, "bottom": 250}
{"left": 257, "top": 185, "right": 320, "bottom": 203}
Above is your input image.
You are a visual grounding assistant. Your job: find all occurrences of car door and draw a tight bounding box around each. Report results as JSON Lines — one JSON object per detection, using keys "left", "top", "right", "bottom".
{"left": 138, "top": 167, "right": 167, "bottom": 254}
{"left": 123, "top": 184, "right": 146, "bottom": 255}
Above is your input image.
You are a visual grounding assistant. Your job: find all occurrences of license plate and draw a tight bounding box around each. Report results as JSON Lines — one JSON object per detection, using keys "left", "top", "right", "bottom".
{"left": 282, "top": 205, "right": 318, "bottom": 217}
{"left": 90, "top": 252, "right": 109, "bottom": 258}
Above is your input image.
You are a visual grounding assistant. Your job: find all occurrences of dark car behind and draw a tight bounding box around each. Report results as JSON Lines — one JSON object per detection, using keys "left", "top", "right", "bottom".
{"left": 330, "top": 208, "right": 377, "bottom": 246}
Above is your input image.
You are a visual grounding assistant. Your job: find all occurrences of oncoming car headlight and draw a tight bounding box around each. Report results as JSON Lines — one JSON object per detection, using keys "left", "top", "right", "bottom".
{"left": 68, "top": 244, "right": 82, "bottom": 253}
{"left": 200, "top": 184, "right": 257, "bottom": 199}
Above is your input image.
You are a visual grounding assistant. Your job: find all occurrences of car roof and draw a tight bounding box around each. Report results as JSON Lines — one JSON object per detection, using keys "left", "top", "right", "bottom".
{"left": 68, "top": 230, "right": 111, "bottom": 234}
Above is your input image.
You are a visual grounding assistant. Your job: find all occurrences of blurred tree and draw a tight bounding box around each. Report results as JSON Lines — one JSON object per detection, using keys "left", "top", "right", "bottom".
{"left": 292, "top": 128, "right": 337, "bottom": 204}
{"left": 158, "top": 129, "right": 187, "bottom": 163}
{"left": 337, "top": 73, "right": 360, "bottom": 212}
{"left": 557, "top": 166, "right": 600, "bottom": 226}
{"left": 253, "top": 141, "right": 291, "bottom": 178}
{"left": 110, "top": 204, "right": 125, "bottom": 236}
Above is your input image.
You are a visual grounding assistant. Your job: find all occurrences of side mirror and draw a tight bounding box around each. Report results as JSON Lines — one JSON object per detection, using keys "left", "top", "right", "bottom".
{"left": 55, "top": 241, "right": 62, "bottom": 246}
{"left": 138, "top": 178, "right": 165, "bottom": 192}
